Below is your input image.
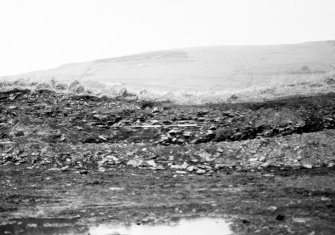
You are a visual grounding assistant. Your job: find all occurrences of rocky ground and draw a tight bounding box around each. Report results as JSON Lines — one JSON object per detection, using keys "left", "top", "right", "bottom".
{"left": 0, "top": 88, "right": 334, "bottom": 234}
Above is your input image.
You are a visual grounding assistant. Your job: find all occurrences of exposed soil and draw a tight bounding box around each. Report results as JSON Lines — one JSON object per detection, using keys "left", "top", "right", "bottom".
{"left": 0, "top": 89, "right": 334, "bottom": 234}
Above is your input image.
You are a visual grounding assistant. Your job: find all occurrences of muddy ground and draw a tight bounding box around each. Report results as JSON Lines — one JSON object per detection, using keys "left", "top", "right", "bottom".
{"left": 0, "top": 89, "right": 334, "bottom": 234}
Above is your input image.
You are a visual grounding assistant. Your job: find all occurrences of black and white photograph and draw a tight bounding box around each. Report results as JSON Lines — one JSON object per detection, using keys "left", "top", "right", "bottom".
{"left": 0, "top": 0, "right": 335, "bottom": 234}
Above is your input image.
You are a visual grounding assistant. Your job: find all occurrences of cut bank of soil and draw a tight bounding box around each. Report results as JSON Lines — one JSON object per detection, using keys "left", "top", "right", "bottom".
{"left": 0, "top": 89, "right": 334, "bottom": 234}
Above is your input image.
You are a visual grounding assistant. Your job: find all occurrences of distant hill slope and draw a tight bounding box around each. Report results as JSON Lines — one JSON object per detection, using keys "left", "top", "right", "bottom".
{"left": 1, "top": 40, "right": 335, "bottom": 103}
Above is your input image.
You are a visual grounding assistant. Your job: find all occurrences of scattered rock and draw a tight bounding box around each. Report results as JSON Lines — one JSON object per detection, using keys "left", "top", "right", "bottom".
{"left": 186, "top": 166, "right": 195, "bottom": 172}
{"left": 327, "top": 161, "right": 334, "bottom": 167}
{"left": 127, "top": 158, "right": 143, "bottom": 167}
{"left": 196, "top": 169, "right": 206, "bottom": 174}
{"left": 199, "top": 151, "right": 213, "bottom": 162}
{"left": 109, "top": 187, "right": 124, "bottom": 191}
{"left": 261, "top": 161, "right": 272, "bottom": 168}
{"left": 183, "top": 131, "right": 192, "bottom": 137}
{"left": 302, "top": 163, "right": 313, "bottom": 169}
{"left": 98, "top": 135, "right": 107, "bottom": 141}
{"left": 258, "top": 156, "right": 266, "bottom": 162}
{"left": 105, "top": 155, "right": 120, "bottom": 164}
{"left": 292, "top": 217, "right": 311, "bottom": 223}
{"left": 267, "top": 206, "right": 278, "bottom": 211}
{"left": 146, "top": 160, "right": 157, "bottom": 168}
{"left": 152, "top": 107, "right": 160, "bottom": 113}
{"left": 60, "top": 134, "right": 66, "bottom": 142}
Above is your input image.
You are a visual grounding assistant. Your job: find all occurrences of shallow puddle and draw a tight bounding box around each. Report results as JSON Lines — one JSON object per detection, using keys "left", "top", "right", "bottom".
{"left": 0, "top": 217, "right": 233, "bottom": 235}
{"left": 89, "top": 217, "right": 232, "bottom": 235}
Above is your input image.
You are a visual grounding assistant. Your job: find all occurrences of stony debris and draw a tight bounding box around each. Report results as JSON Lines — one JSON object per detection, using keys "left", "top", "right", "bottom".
{"left": 0, "top": 88, "right": 334, "bottom": 175}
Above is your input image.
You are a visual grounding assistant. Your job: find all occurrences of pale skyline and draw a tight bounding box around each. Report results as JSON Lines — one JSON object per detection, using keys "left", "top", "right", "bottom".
{"left": 1, "top": 0, "right": 335, "bottom": 76}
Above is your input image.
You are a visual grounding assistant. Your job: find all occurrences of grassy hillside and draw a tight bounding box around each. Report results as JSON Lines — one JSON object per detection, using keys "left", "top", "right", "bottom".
{"left": 1, "top": 40, "right": 335, "bottom": 103}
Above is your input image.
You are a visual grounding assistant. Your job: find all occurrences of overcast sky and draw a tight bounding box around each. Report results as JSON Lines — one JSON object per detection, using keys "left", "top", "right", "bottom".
{"left": 0, "top": 0, "right": 335, "bottom": 76}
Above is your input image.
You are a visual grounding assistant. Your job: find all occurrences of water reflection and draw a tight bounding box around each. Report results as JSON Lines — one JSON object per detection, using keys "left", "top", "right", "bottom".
{"left": 89, "top": 217, "right": 232, "bottom": 235}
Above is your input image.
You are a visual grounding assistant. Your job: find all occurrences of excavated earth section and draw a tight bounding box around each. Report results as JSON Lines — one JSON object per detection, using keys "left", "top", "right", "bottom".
{"left": 0, "top": 88, "right": 335, "bottom": 235}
